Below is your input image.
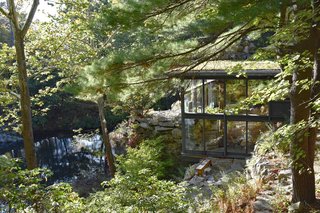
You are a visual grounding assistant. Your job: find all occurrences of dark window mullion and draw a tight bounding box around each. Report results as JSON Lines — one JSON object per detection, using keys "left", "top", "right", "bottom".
{"left": 223, "top": 80, "right": 227, "bottom": 156}
{"left": 246, "top": 79, "right": 248, "bottom": 154}
{"left": 202, "top": 79, "right": 206, "bottom": 152}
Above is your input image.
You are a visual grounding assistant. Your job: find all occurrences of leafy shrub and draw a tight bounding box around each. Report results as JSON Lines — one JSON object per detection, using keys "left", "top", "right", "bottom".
{"left": 254, "top": 121, "right": 308, "bottom": 156}
{"left": 0, "top": 155, "right": 84, "bottom": 212}
{"left": 86, "top": 137, "right": 187, "bottom": 212}
{"left": 41, "top": 183, "right": 84, "bottom": 213}
{"left": 117, "top": 136, "right": 173, "bottom": 178}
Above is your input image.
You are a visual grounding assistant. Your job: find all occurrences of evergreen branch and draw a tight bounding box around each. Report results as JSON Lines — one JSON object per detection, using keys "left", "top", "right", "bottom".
{"left": 176, "top": 26, "right": 256, "bottom": 74}
{"left": 109, "top": 25, "right": 233, "bottom": 73}
{"left": 95, "top": 27, "right": 120, "bottom": 53}
{"left": 122, "top": 76, "right": 171, "bottom": 86}
{"left": 115, "top": 22, "right": 255, "bottom": 75}
{"left": 116, "top": 25, "right": 256, "bottom": 86}
{"left": 143, "top": 0, "right": 194, "bottom": 20}
{"left": 21, "top": 0, "right": 39, "bottom": 38}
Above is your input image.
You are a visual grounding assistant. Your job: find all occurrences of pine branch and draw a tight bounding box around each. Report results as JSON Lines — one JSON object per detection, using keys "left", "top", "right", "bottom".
{"left": 115, "top": 25, "right": 257, "bottom": 86}
{"left": 21, "top": 0, "right": 39, "bottom": 38}
{"left": 123, "top": 76, "right": 170, "bottom": 86}
{"left": 111, "top": 22, "right": 255, "bottom": 76}
{"left": 143, "top": 0, "right": 193, "bottom": 19}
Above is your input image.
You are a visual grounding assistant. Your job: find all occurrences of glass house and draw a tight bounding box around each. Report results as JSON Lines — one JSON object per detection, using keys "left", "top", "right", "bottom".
{"left": 172, "top": 61, "right": 290, "bottom": 158}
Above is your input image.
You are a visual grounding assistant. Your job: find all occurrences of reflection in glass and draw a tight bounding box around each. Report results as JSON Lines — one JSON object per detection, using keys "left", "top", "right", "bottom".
{"left": 227, "top": 121, "right": 246, "bottom": 153}
{"left": 226, "top": 80, "right": 246, "bottom": 114}
{"left": 182, "top": 78, "right": 278, "bottom": 156}
{"left": 247, "top": 122, "right": 269, "bottom": 152}
{"left": 204, "top": 120, "right": 224, "bottom": 151}
{"left": 185, "top": 118, "right": 204, "bottom": 151}
{"left": 204, "top": 80, "right": 225, "bottom": 114}
{"left": 184, "top": 80, "right": 203, "bottom": 113}
{"left": 248, "top": 80, "right": 269, "bottom": 115}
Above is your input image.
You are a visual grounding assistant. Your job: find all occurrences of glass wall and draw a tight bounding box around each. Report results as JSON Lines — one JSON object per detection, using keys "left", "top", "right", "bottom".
{"left": 185, "top": 118, "right": 204, "bottom": 151}
{"left": 247, "top": 122, "right": 270, "bottom": 152}
{"left": 205, "top": 120, "right": 224, "bottom": 152}
{"left": 184, "top": 80, "right": 203, "bottom": 113}
{"left": 226, "top": 121, "right": 247, "bottom": 154}
{"left": 204, "top": 80, "right": 225, "bottom": 114}
{"left": 247, "top": 80, "right": 269, "bottom": 115}
{"left": 182, "top": 78, "right": 280, "bottom": 157}
{"left": 184, "top": 118, "right": 225, "bottom": 153}
{"left": 184, "top": 79, "right": 258, "bottom": 115}
{"left": 225, "top": 80, "right": 246, "bottom": 114}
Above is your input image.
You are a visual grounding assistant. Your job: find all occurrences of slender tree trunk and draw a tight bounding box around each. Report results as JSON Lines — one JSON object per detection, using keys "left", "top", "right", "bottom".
{"left": 290, "top": 63, "right": 316, "bottom": 203}
{"left": 310, "top": 0, "right": 320, "bottom": 169}
{"left": 97, "top": 96, "right": 116, "bottom": 177}
{"left": 2, "top": 0, "right": 39, "bottom": 169}
{"left": 14, "top": 33, "right": 37, "bottom": 169}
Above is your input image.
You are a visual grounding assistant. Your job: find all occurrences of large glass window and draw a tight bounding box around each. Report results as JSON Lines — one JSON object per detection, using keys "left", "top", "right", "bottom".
{"left": 225, "top": 80, "right": 246, "bottom": 114}
{"left": 205, "top": 120, "right": 224, "bottom": 152}
{"left": 204, "top": 80, "right": 225, "bottom": 114}
{"left": 182, "top": 77, "right": 279, "bottom": 157}
{"left": 248, "top": 80, "right": 269, "bottom": 115}
{"left": 185, "top": 118, "right": 204, "bottom": 151}
{"left": 247, "top": 122, "right": 270, "bottom": 152}
{"left": 226, "top": 121, "right": 247, "bottom": 153}
{"left": 184, "top": 80, "right": 203, "bottom": 113}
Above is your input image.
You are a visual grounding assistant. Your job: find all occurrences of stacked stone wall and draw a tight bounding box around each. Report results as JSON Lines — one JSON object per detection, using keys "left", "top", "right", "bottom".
{"left": 109, "top": 102, "right": 182, "bottom": 156}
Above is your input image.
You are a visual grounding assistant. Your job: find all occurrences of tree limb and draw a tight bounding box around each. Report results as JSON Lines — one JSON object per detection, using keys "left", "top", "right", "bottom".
{"left": 9, "top": 90, "right": 20, "bottom": 99}
{"left": 21, "top": 0, "right": 39, "bottom": 38}
{"left": 114, "top": 25, "right": 257, "bottom": 86}
{"left": 7, "top": 0, "right": 20, "bottom": 31}
{"left": 143, "top": 0, "right": 193, "bottom": 20}
{"left": 0, "top": 7, "right": 9, "bottom": 19}
{"left": 110, "top": 22, "right": 256, "bottom": 76}
{"left": 120, "top": 76, "right": 171, "bottom": 86}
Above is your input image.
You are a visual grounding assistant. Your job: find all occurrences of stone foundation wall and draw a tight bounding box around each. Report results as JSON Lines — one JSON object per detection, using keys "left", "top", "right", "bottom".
{"left": 109, "top": 101, "right": 182, "bottom": 156}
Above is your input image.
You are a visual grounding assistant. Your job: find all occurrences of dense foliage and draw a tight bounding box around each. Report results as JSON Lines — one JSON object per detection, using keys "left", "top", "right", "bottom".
{"left": 88, "top": 0, "right": 320, "bottom": 204}
{"left": 0, "top": 155, "right": 84, "bottom": 212}
{"left": 0, "top": 137, "right": 188, "bottom": 212}
{"left": 1, "top": 0, "right": 320, "bottom": 210}
{"left": 86, "top": 137, "right": 187, "bottom": 212}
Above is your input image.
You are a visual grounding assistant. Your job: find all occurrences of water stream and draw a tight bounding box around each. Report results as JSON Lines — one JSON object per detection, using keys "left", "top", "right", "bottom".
{"left": 0, "top": 133, "right": 105, "bottom": 183}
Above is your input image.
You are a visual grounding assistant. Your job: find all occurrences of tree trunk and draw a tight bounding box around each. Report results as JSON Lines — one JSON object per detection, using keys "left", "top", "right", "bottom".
{"left": 14, "top": 32, "right": 37, "bottom": 169}
{"left": 290, "top": 63, "right": 316, "bottom": 203}
{"left": 288, "top": 0, "right": 320, "bottom": 203}
{"left": 97, "top": 96, "right": 116, "bottom": 177}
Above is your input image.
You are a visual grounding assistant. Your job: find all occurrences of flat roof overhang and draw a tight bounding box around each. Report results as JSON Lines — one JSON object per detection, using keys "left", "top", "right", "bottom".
{"left": 169, "top": 69, "right": 281, "bottom": 80}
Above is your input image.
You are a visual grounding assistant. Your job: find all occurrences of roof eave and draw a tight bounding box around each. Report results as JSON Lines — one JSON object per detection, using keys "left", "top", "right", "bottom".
{"left": 168, "top": 69, "right": 281, "bottom": 80}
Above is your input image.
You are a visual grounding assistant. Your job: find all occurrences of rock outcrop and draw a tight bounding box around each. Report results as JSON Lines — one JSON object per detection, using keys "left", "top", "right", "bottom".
{"left": 246, "top": 145, "right": 292, "bottom": 212}
{"left": 109, "top": 101, "right": 182, "bottom": 156}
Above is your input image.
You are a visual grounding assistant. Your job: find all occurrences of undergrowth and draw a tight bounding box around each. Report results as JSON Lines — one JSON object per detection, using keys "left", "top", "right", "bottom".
{"left": 210, "top": 172, "right": 262, "bottom": 213}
